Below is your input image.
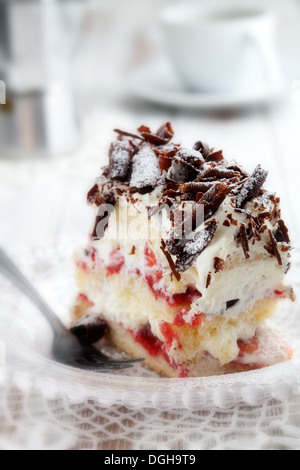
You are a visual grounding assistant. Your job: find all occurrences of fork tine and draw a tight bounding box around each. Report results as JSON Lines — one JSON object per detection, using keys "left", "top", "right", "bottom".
{"left": 73, "top": 356, "right": 134, "bottom": 371}
{"left": 88, "top": 348, "right": 144, "bottom": 365}
{"left": 84, "top": 354, "right": 138, "bottom": 368}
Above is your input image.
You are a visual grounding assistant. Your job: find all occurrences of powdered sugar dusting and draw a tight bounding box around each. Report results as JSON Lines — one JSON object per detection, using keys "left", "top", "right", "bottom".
{"left": 185, "top": 228, "right": 215, "bottom": 255}
{"left": 178, "top": 147, "right": 204, "bottom": 162}
{"left": 130, "top": 144, "right": 161, "bottom": 190}
{"left": 235, "top": 165, "right": 268, "bottom": 208}
{"left": 109, "top": 140, "right": 132, "bottom": 181}
{"left": 176, "top": 220, "right": 218, "bottom": 272}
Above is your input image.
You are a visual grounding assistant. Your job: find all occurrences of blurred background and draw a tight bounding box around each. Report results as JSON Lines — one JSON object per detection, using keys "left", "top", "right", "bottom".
{"left": 0, "top": 0, "right": 300, "bottom": 255}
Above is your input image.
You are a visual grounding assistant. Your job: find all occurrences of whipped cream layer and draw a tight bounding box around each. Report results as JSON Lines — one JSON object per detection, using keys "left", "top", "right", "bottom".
{"left": 89, "top": 185, "right": 291, "bottom": 318}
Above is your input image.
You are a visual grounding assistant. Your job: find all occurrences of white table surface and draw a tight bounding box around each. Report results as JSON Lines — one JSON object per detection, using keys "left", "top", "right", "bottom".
{"left": 1, "top": 0, "right": 300, "bottom": 450}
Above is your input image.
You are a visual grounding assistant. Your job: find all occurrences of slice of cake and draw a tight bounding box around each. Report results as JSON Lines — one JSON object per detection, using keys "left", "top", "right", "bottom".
{"left": 72, "top": 123, "right": 295, "bottom": 377}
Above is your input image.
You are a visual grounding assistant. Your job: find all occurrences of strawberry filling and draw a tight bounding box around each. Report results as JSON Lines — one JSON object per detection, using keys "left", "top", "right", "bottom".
{"left": 76, "top": 293, "right": 94, "bottom": 308}
{"left": 274, "top": 289, "right": 287, "bottom": 299}
{"left": 159, "top": 321, "right": 181, "bottom": 351}
{"left": 144, "top": 242, "right": 202, "bottom": 307}
{"left": 106, "top": 248, "right": 125, "bottom": 276}
{"left": 129, "top": 324, "right": 188, "bottom": 377}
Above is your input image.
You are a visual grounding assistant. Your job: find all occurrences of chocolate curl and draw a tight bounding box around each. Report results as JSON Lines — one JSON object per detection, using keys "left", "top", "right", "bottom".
{"left": 274, "top": 219, "right": 290, "bottom": 244}
{"left": 239, "top": 223, "right": 250, "bottom": 259}
{"left": 214, "top": 257, "right": 225, "bottom": 273}
{"left": 226, "top": 299, "right": 239, "bottom": 309}
{"left": 167, "top": 147, "right": 204, "bottom": 184}
{"left": 180, "top": 182, "right": 215, "bottom": 194}
{"left": 175, "top": 220, "right": 218, "bottom": 273}
{"left": 194, "top": 141, "right": 211, "bottom": 159}
{"left": 200, "top": 181, "right": 233, "bottom": 220}
{"left": 138, "top": 122, "right": 174, "bottom": 146}
{"left": 114, "top": 129, "right": 143, "bottom": 141}
{"left": 196, "top": 164, "right": 241, "bottom": 182}
{"left": 87, "top": 184, "right": 103, "bottom": 206}
{"left": 264, "top": 229, "right": 283, "bottom": 266}
{"left": 109, "top": 140, "right": 133, "bottom": 182}
{"left": 205, "top": 150, "right": 224, "bottom": 163}
{"left": 166, "top": 182, "right": 231, "bottom": 256}
{"left": 235, "top": 165, "right": 268, "bottom": 208}
{"left": 160, "top": 240, "right": 181, "bottom": 282}
{"left": 130, "top": 144, "right": 161, "bottom": 194}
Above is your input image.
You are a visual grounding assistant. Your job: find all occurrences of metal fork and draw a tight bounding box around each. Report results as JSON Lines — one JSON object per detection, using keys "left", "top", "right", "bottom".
{"left": 0, "top": 247, "right": 143, "bottom": 371}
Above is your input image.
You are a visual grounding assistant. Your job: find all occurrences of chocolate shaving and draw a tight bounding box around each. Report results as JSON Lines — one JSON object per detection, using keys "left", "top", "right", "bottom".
{"left": 160, "top": 239, "right": 181, "bottom": 281}
{"left": 175, "top": 220, "right": 218, "bottom": 273}
{"left": 138, "top": 122, "right": 174, "bottom": 146}
{"left": 130, "top": 144, "right": 161, "bottom": 194}
{"left": 257, "top": 211, "right": 271, "bottom": 223}
{"left": 166, "top": 182, "right": 231, "bottom": 255}
{"left": 227, "top": 164, "right": 249, "bottom": 179}
{"left": 194, "top": 141, "right": 210, "bottom": 159}
{"left": 87, "top": 184, "right": 103, "bottom": 206}
{"left": 195, "top": 162, "right": 241, "bottom": 183}
{"left": 235, "top": 165, "right": 268, "bottom": 208}
{"left": 239, "top": 223, "right": 250, "bottom": 259}
{"left": 206, "top": 150, "right": 224, "bottom": 163}
{"left": 227, "top": 214, "right": 238, "bottom": 226}
{"left": 264, "top": 229, "right": 283, "bottom": 265}
{"left": 167, "top": 202, "right": 205, "bottom": 254}
{"left": 158, "top": 153, "right": 173, "bottom": 172}
{"left": 200, "top": 182, "right": 233, "bottom": 220}
{"left": 156, "top": 122, "right": 174, "bottom": 143}
{"left": 114, "top": 129, "right": 143, "bottom": 141}
{"left": 109, "top": 140, "right": 133, "bottom": 182}
{"left": 179, "top": 182, "right": 214, "bottom": 194}
{"left": 167, "top": 147, "right": 204, "bottom": 183}
{"left": 206, "top": 273, "right": 212, "bottom": 288}
{"left": 214, "top": 257, "right": 225, "bottom": 273}
{"left": 226, "top": 299, "right": 239, "bottom": 309}
{"left": 274, "top": 219, "right": 290, "bottom": 244}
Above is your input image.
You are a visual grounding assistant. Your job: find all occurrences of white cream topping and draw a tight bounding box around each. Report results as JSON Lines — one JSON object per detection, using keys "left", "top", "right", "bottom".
{"left": 91, "top": 190, "right": 290, "bottom": 318}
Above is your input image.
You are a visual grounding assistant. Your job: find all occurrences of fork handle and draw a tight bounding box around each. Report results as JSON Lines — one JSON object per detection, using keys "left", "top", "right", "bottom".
{"left": 0, "top": 247, "right": 67, "bottom": 335}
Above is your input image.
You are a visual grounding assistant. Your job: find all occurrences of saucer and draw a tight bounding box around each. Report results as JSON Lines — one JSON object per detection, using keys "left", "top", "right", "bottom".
{"left": 126, "top": 60, "right": 288, "bottom": 111}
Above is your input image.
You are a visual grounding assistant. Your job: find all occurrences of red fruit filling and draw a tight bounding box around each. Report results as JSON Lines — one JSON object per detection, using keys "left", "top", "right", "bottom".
{"left": 144, "top": 241, "right": 158, "bottom": 268}
{"left": 76, "top": 260, "right": 88, "bottom": 271}
{"left": 106, "top": 249, "right": 125, "bottom": 276}
{"left": 76, "top": 293, "right": 94, "bottom": 308}
{"left": 159, "top": 321, "right": 181, "bottom": 351}
{"left": 77, "top": 242, "right": 202, "bottom": 307}
{"left": 144, "top": 242, "right": 202, "bottom": 307}
{"left": 233, "top": 336, "right": 266, "bottom": 370}
{"left": 129, "top": 324, "right": 187, "bottom": 377}
{"left": 274, "top": 289, "right": 287, "bottom": 299}
{"left": 237, "top": 336, "right": 259, "bottom": 357}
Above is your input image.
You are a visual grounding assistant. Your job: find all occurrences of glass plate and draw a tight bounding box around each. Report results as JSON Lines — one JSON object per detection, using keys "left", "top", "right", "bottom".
{"left": 1, "top": 241, "right": 300, "bottom": 410}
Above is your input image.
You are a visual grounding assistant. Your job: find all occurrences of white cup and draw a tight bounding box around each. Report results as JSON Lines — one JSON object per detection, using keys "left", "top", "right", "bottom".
{"left": 160, "top": 1, "right": 283, "bottom": 94}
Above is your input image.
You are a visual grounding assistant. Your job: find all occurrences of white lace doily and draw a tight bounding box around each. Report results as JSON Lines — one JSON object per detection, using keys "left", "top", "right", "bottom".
{"left": 0, "top": 241, "right": 300, "bottom": 450}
